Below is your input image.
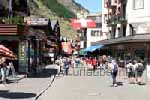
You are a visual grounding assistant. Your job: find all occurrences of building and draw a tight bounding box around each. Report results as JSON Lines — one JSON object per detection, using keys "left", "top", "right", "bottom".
{"left": 47, "top": 20, "right": 61, "bottom": 63}
{"left": 82, "top": 13, "right": 106, "bottom": 49}
{"left": 94, "top": 0, "right": 150, "bottom": 63}
{"left": 86, "top": 28, "right": 107, "bottom": 47}
{"left": 87, "top": 13, "right": 102, "bottom": 28}
{"left": 0, "top": 0, "right": 30, "bottom": 73}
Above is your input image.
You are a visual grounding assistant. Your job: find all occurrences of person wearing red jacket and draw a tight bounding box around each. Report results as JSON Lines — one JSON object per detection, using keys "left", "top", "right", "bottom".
{"left": 92, "top": 57, "right": 97, "bottom": 71}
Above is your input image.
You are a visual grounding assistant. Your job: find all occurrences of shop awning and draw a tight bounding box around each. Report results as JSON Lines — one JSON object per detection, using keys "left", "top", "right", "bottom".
{"left": 84, "top": 45, "right": 103, "bottom": 52}
{"left": 79, "top": 49, "right": 87, "bottom": 55}
{"left": 92, "top": 34, "right": 150, "bottom": 45}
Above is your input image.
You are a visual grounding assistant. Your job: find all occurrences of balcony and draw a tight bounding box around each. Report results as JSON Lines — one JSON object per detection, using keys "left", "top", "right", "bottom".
{"left": 0, "top": 24, "right": 25, "bottom": 36}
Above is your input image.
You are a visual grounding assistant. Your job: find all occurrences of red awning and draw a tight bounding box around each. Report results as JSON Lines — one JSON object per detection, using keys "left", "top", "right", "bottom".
{"left": 0, "top": 45, "right": 16, "bottom": 59}
{"left": 71, "top": 18, "right": 96, "bottom": 29}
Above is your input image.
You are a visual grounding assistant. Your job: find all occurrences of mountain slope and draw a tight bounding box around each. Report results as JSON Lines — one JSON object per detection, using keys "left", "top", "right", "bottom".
{"left": 29, "top": 0, "right": 78, "bottom": 40}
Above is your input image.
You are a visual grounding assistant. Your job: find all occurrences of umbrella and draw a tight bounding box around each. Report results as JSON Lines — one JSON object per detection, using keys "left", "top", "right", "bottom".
{"left": 71, "top": 18, "right": 96, "bottom": 29}
{"left": 0, "top": 45, "right": 16, "bottom": 59}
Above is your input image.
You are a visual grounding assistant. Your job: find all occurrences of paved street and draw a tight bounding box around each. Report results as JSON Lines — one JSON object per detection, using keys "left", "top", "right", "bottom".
{"left": 0, "top": 65, "right": 57, "bottom": 100}
{"left": 0, "top": 65, "right": 149, "bottom": 100}
{"left": 38, "top": 69, "right": 150, "bottom": 100}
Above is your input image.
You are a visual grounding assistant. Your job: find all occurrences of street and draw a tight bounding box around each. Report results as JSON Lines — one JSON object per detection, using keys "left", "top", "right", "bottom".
{"left": 0, "top": 65, "right": 56, "bottom": 100}
{"left": 38, "top": 71, "right": 150, "bottom": 100}
{"left": 0, "top": 65, "right": 149, "bottom": 100}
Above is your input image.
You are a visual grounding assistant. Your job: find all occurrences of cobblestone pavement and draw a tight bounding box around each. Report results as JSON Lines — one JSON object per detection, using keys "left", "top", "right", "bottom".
{"left": 38, "top": 68, "right": 150, "bottom": 100}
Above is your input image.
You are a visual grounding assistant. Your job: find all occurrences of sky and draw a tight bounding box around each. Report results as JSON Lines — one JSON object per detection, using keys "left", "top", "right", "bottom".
{"left": 75, "top": 0, "right": 102, "bottom": 13}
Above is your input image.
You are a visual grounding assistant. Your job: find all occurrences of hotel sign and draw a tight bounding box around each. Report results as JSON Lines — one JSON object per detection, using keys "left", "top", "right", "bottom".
{"left": 24, "top": 18, "right": 49, "bottom": 26}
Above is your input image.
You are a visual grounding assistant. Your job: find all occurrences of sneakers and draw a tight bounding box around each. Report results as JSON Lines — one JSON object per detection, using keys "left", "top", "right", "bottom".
{"left": 114, "top": 84, "right": 118, "bottom": 87}
{"left": 110, "top": 84, "right": 118, "bottom": 87}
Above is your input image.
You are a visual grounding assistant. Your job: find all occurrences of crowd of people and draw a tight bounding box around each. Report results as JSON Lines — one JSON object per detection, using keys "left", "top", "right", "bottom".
{"left": 55, "top": 55, "right": 146, "bottom": 87}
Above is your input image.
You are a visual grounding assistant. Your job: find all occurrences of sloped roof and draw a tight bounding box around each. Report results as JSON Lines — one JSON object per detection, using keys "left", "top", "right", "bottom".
{"left": 51, "top": 20, "right": 58, "bottom": 30}
{"left": 28, "top": 28, "right": 47, "bottom": 40}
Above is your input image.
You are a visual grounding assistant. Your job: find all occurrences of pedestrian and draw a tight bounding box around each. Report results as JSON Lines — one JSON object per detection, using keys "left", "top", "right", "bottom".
{"left": 92, "top": 57, "right": 98, "bottom": 71}
{"left": 136, "top": 60, "right": 144, "bottom": 85}
{"left": 102, "top": 55, "right": 107, "bottom": 71}
{"left": 110, "top": 59, "right": 118, "bottom": 87}
{"left": 64, "top": 58, "right": 69, "bottom": 75}
{"left": 59, "top": 57, "right": 63, "bottom": 73}
{"left": 0, "top": 57, "right": 7, "bottom": 84}
{"left": 6, "top": 61, "right": 16, "bottom": 78}
{"left": 126, "top": 60, "right": 136, "bottom": 84}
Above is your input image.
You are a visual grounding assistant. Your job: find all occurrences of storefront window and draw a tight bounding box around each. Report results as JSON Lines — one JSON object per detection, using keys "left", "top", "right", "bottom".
{"left": 116, "top": 50, "right": 124, "bottom": 60}
{"left": 134, "top": 49, "right": 145, "bottom": 60}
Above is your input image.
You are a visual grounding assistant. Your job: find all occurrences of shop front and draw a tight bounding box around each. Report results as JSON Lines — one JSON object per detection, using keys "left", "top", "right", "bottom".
{"left": 0, "top": 24, "right": 27, "bottom": 73}
{"left": 94, "top": 34, "right": 150, "bottom": 65}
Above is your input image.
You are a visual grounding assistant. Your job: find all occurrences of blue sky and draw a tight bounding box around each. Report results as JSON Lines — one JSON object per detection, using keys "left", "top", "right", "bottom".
{"left": 75, "top": 0, "right": 102, "bottom": 13}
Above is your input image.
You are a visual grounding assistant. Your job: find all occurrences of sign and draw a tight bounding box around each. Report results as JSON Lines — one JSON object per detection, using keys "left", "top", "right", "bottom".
{"left": 19, "top": 41, "right": 28, "bottom": 73}
{"left": 24, "top": 18, "right": 49, "bottom": 26}
{"left": 146, "top": 65, "right": 150, "bottom": 81}
{"left": 71, "top": 18, "right": 96, "bottom": 29}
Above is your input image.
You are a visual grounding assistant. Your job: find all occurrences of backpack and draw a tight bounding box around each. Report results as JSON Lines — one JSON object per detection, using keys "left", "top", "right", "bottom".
{"left": 129, "top": 65, "right": 133, "bottom": 72}
{"left": 137, "top": 63, "right": 144, "bottom": 72}
{"left": 112, "top": 64, "right": 118, "bottom": 72}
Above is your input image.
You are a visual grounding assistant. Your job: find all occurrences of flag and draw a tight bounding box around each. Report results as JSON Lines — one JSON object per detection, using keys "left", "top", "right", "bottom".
{"left": 71, "top": 18, "right": 96, "bottom": 29}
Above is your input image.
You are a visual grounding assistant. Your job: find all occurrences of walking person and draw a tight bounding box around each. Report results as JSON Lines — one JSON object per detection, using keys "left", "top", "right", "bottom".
{"left": 64, "top": 58, "right": 69, "bottom": 75}
{"left": 92, "top": 57, "right": 98, "bottom": 71}
{"left": 0, "top": 57, "right": 7, "bottom": 84}
{"left": 126, "top": 60, "right": 136, "bottom": 84}
{"left": 6, "top": 61, "right": 16, "bottom": 78}
{"left": 136, "top": 60, "right": 144, "bottom": 85}
{"left": 110, "top": 59, "right": 119, "bottom": 87}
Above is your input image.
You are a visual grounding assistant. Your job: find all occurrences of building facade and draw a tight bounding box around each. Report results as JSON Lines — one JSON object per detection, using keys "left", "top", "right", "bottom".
{"left": 95, "top": 0, "right": 150, "bottom": 64}
{"left": 79, "top": 13, "right": 106, "bottom": 49}
{"left": 86, "top": 28, "right": 107, "bottom": 47}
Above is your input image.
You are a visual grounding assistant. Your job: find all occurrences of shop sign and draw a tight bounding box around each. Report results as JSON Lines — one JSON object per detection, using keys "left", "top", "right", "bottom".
{"left": 19, "top": 41, "right": 28, "bottom": 72}
{"left": 25, "top": 18, "right": 49, "bottom": 26}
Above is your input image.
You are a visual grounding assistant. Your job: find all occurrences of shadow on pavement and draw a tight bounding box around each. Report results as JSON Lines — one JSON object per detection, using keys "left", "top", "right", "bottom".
{"left": 28, "top": 68, "right": 58, "bottom": 78}
{"left": 0, "top": 90, "right": 36, "bottom": 99}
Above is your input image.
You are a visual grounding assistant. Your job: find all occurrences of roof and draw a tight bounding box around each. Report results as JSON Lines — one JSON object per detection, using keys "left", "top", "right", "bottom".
{"left": 28, "top": 28, "right": 47, "bottom": 40}
{"left": 51, "top": 20, "right": 59, "bottom": 30}
{"left": 92, "top": 34, "right": 150, "bottom": 45}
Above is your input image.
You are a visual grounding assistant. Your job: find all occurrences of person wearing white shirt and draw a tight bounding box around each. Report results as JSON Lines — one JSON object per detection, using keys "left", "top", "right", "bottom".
{"left": 126, "top": 60, "right": 135, "bottom": 84}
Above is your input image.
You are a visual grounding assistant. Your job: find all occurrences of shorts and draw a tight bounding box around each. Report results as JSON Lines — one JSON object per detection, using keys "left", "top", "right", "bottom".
{"left": 128, "top": 72, "right": 135, "bottom": 78}
{"left": 137, "top": 71, "right": 143, "bottom": 77}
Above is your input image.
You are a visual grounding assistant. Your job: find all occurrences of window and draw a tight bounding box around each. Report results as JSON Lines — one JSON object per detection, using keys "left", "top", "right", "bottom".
{"left": 134, "top": 49, "right": 145, "bottom": 60}
{"left": 91, "top": 30, "right": 95, "bottom": 36}
{"left": 91, "top": 30, "right": 102, "bottom": 37}
{"left": 133, "top": 0, "right": 144, "bottom": 9}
